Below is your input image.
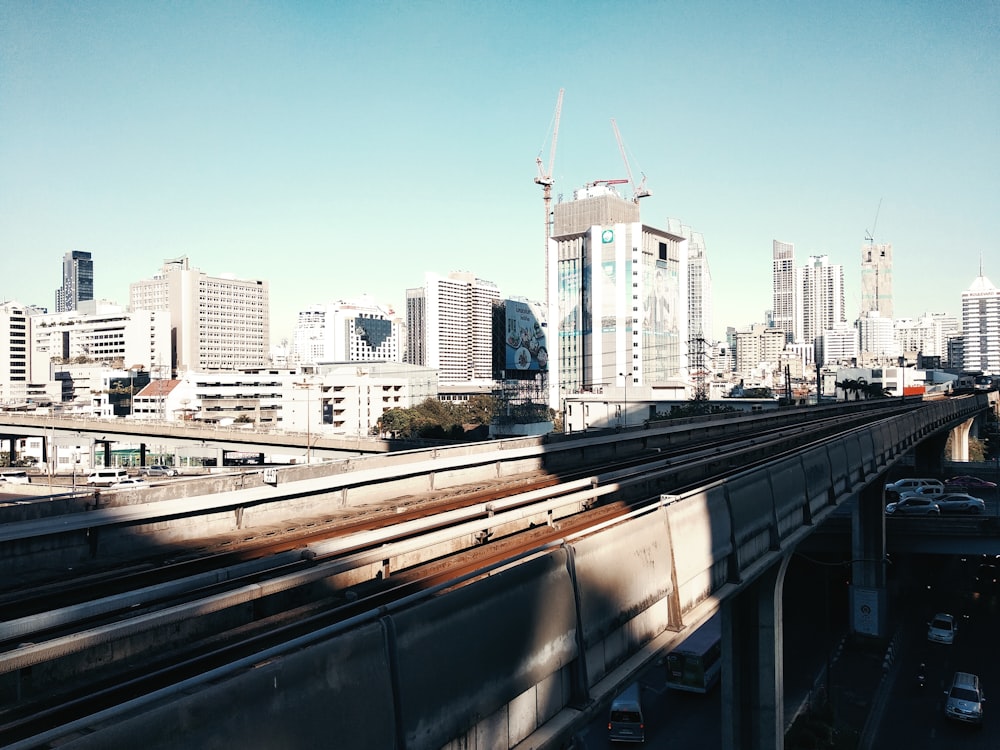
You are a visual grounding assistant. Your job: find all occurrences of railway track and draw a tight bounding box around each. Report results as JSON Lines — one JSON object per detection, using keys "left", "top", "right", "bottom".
{"left": 0, "top": 404, "right": 922, "bottom": 747}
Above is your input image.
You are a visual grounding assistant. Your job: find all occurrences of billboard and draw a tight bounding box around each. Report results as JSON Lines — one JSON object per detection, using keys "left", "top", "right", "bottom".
{"left": 493, "top": 299, "right": 548, "bottom": 380}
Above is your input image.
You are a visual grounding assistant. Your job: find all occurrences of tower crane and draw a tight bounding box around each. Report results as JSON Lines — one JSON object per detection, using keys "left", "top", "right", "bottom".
{"left": 611, "top": 118, "right": 651, "bottom": 203}
{"left": 535, "top": 89, "right": 564, "bottom": 252}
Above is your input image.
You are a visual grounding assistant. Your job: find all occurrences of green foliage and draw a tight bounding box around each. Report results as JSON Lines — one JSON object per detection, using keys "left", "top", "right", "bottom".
{"left": 377, "top": 396, "right": 498, "bottom": 440}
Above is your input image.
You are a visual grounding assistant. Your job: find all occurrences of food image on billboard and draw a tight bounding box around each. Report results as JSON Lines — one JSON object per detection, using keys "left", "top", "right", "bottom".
{"left": 502, "top": 299, "right": 547, "bottom": 377}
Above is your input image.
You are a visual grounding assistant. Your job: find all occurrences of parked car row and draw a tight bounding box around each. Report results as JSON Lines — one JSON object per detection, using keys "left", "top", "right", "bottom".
{"left": 886, "top": 492, "right": 987, "bottom": 515}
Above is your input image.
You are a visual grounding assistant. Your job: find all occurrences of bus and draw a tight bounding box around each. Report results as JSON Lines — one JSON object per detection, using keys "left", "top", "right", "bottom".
{"left": 665, "top": 613, "right": 722, "bottom": 693}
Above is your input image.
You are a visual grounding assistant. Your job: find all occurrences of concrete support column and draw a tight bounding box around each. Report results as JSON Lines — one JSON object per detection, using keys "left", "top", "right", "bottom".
{"left": 849, "top": 482, "right": 888, "bottom": 638}
{"left": 948, "top": 418, "right": 974, "bottom": 462}
{"left": 5, "top": 436, "right": 17, "bottom": 463}
{"left": 139, "top": 443, "right": 147, "bottom": 466}
{"left": 721, "top": 555, "right": 789, "bottom": 750}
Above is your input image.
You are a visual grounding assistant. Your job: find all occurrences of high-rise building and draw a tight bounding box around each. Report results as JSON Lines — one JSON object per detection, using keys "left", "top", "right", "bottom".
{"left": 0, "top": 301, "right": 31, "bottom": 404}
{"left": 771, "top": 240, "right": 796, "bottom": 343}
{"left": 547, "top": 184, "right": 687, "bottom": 407}
{"left": 894, "top": 313, "right": 955, "bottom": 360}
{"left": 293, "top": 296, "right": 400, "bottom": 364}
{"left": 856, "top": 311, "right": 898, "bottom": 364}
{"left": 55, "top": 250, "right": 94, "bottom": 313}
{"left": 817, "top": 323, "right": 859, "bottom": 367}
{"left": 667, "top": 218, "right": 713, "bottom": 377}
{"left": 129, "top": 257, "right": 270, "bottom": 373}
{"left": 799, "top": 255, "right": 845, "bottom": 346}
{"left": 860, "top": 242, "right": 893, "bottom": 318}
{"left": 734, "top": 323, "right": 787, "bottom": 377}
{"left": 961, "top": 272, "right": 1000, "bottom": 373}
{"left": 404, "top": 271, "right": 500, "bottom": 384}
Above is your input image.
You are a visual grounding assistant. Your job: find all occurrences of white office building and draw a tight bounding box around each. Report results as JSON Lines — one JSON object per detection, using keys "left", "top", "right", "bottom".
{"left": 547, "top": 185, "right": 687, "bottom": 409}
{"left": 30, "top": 301, "right": 171, "bottom": 381}
{"left": 0, "top": 301, "right": 31, "bottom": 406}
{"left": 856, "top": 311, "right": 898, "bottom": 364}
{"left": 961, "top": 272, "right": 1000, "bottom": 373}
{"left": 894, "top": 314, "right": 953, "bottom": 360}
{"left": 129, "top": 257, "right": 270, "bottom": 373}
{"left": 817, "top": 323, "right": 860, "bottom": 367}
{"left": 799, "top": 255, "right": 845, "bottom": 347}
{"left": 293, "top": 296, "right": 401, "bottom": 364}
{"left": 405, "top": 271, "right": 499, "bottom": 384}
{"left": 734, "top": 324, "right": 787, "bottom": 378}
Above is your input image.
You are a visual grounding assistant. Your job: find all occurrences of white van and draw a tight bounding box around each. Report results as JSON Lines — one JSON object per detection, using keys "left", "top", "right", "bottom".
{"left": 608, "top": 682, "right": 645, "bottom": 743}
{"left": 87, "top": 468, "right": 129, "bottom": 487}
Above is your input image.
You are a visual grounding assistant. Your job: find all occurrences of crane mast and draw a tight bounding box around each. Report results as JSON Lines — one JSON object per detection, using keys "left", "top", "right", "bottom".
{"left": 535, "top": 89, "right": 564, "bottom": 250}
{"left": 536, "top": 89, "right": 564, "bottom": 322}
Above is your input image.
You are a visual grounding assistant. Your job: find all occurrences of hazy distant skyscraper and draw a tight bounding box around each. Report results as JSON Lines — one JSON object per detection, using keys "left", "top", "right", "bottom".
{"left": 961, "top": 270, "right": 1000, "bottom": 373}
{"left": 860, "top": 242, "right": 893, "bottom": 318}
{"left": 771, "top": 240, "right": 795, "bottom": 343}
{"left": 55, "top": 250, "right": 93, "bottom": 312}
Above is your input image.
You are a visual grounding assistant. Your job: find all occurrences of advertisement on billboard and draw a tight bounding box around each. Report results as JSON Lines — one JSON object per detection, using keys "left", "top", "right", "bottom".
{"left": 493, "top": 299, "right": 548, "bottom": 380}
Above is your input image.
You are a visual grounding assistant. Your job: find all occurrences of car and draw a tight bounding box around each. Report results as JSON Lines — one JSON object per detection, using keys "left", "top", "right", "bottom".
{"left": 944, "top": 671, "right": 985, "bottom": 725}
{"left": 975, "top": 564, "right": 999, "bottom": 596}
{"left": 110, "top": 477, "right": 148, "bottom": 489}
{"left": 0, "top": 471, "right": 31, "bottom": 485}
{"left": 140, "top": 465, "right": 178, "bottom": 477}
{"left": 945, "top": 475, "right": 997, "bottom": 491}
{"left": 884, "top": 478, "right": 945, "bottom": 501}
{"left": 927, "top": 612, "right": 957, "bottom": 644}
{"left": 935, "top": 492, "right": 986, "bottom": 514}
{"left": 897, "top": 485, "right": 945, "bottom": 501}
{"left": 885, "top": 496, "right": 941, "bottom": 516}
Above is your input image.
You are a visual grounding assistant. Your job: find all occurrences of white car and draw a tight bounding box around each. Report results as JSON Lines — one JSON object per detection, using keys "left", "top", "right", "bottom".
{"left": 927, "top": 613, "right": 956, "bottom": 645}
{"left": 110, "top": 477, "right": 148, "bottom": 489}
{"left": 885, "top": 478, "right": 945, "bottom": 501}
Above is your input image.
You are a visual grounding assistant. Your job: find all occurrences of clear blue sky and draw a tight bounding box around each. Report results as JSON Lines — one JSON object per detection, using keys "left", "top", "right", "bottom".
{"left": 2, "top": 1, "right": 997, "bottom": 344}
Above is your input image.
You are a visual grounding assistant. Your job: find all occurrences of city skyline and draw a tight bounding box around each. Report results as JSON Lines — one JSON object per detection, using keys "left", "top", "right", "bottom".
{"left": 2, "top": 2, "right": 997, "bottom": 343}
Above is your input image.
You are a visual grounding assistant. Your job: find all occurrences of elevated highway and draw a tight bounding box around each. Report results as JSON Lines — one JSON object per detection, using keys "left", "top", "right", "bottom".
{"left": 0, "top": 395, "right": 992, "bottom": 750}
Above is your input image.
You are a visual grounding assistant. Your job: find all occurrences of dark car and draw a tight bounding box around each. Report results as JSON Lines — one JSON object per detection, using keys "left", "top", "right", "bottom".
{"left": 140, "top": 465, "right": 178, "bottom": 477}
{"left": 936, "top": 493, "right": 986, "bottom": 514}
{"left": 945, "top": 475, "right": 997, "bottom": 491}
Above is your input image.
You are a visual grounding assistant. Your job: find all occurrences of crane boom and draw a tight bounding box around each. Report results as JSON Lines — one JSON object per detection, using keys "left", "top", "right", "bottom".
{"left": 611, "top": 118, "right": 651, "bottom": 203}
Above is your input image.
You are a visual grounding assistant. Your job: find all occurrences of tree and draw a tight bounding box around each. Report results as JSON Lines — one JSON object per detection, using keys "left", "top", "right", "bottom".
{"left": 862, "top": 381, "right": 891, "bottom": 399}
{"left": 464, "top": 394, "right": 497, "bottom": 426}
